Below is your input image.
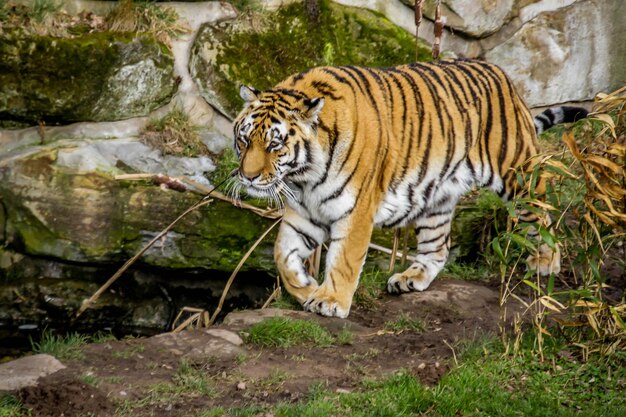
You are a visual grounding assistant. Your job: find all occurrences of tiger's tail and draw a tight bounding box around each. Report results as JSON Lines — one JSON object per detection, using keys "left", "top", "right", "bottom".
{"left": 534, "top": 106, "right": 588, "bottom": 134}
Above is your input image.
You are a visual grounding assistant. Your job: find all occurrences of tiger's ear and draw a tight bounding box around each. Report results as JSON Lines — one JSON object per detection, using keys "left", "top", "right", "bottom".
{"left": 301, "top": 97, "right": 325, "bottom": 123}
{"left": 240, "top": 85, "right": 260, "bottom": 103}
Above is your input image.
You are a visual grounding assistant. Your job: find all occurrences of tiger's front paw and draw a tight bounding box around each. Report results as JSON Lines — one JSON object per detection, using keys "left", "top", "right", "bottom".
{"left": 303, "top": 284, "right": 351, "bottom": 318}
{"left": 527, "top": 243, "right": 561, "bottom": 276}
{"left": 284, "top": 279, "right": 319, "bottom": 305}
{"left": 387, "top": 266, "right": 436, "bottom": 294}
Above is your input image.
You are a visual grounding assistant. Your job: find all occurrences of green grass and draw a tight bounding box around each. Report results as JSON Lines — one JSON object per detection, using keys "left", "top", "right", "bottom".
{"left": 90, "top": 330, "right": 118, "bottom": 344}
{"left": 198, "top": 337, "right": 626, "bottom": 417}
{"left": 79, "top": 373, "right": 100, "bottom": 386}
{"left": 142, "top": 108, "right": 208, "bottom": 157}
{"left": 112, "top": 344, "right": 145, "bottom": 359}
{"left": 0, "top": 394, "right": 30, "bottom": 417}
{"left": 383, "top": 312, "right": 425, "bottom": 333}
{"left": 30, "top": 331, "right": 89, "bottom": 360}
{"left": 30, "top": 0, "right": 61, "bottom": 22}
{"left": 354, "top": 268, "right": 386, "bottom": 308}
{"left": 336, "top": 327, "right": 354, "bottom": 345}
{"left": 442, "top": 262, "right": 494, "bottom": 282}
{"left": 245, "top": 317, "right": 335, "bottom": 348}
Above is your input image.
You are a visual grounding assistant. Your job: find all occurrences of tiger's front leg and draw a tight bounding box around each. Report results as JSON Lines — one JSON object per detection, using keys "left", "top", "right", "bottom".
{"left": 303, "top": 212, "right": 374, "bottom": 318}
{"left": 274, "top": 208, "right": 327, "bottom": 304}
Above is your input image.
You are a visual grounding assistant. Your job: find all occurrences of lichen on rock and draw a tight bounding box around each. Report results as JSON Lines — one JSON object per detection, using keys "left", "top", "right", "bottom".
{"left": 191, "top": 0, "right": 431, "bottom": 118}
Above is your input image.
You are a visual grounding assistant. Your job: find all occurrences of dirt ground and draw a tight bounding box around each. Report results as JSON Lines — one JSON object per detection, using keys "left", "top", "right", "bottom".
{"left": 17, "top": 278, "right": 522, "bottom": 417}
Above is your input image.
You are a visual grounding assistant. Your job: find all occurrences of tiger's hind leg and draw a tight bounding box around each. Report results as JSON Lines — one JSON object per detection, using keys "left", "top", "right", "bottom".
{"left": 500, "top": 171, "right": 561, "bottom": 276}
{"left": 518, "top": 209, "right": 561, "bottom": 275}
{"left": 387, "top": 208, "right": 454, "bottom": 294}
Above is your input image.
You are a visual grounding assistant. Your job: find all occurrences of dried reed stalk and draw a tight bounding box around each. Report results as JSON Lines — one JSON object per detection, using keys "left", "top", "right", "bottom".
{"left": 171, "top": 307, "right": 210, "bottom": 333}
{"left": 414, "top": 0, "right": 424, "bottom": 61}
{"left": 432, "top": 1, "right": 444, "bottom": 59}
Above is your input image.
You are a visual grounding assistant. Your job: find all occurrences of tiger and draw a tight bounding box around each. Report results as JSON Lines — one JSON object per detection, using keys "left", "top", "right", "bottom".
{"left": 231, "top": 59, "right": 588, "bottom": 318}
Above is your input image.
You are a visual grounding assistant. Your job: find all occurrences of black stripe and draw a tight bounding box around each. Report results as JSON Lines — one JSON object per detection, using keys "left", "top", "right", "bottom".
{"left": 284, "top": 221, "right": 318, "bottom": 250}
{"left": 320, "top": 167, "right": 356, "bottom": 204}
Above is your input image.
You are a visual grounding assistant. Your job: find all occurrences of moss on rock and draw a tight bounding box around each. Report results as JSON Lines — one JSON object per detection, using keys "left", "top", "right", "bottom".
{"left": 191, "top": 0, "right": 432, "bottom": 118}
{"left": 0, "top": 29, "right": 175, "bottom": 125}
{"left": 0, "top": 149, "right": 275, "bottom": 272}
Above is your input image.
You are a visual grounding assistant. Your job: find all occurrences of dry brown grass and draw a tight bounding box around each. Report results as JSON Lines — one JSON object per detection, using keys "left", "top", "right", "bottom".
{"left": 141, "top": 108, "right": 209, "bottom": 158}
{"left": 498, "top": 87, "right": 626, "bottom": 359}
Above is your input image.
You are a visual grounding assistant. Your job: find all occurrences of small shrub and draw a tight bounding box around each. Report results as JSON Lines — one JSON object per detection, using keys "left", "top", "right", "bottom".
{"left": 495, "top": 88, "right": 626, "bottom": 358}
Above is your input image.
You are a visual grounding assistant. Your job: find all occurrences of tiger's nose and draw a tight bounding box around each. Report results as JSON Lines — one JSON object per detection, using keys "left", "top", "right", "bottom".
{"left": 240, "top": 170, "right": 261, "bottom": 182}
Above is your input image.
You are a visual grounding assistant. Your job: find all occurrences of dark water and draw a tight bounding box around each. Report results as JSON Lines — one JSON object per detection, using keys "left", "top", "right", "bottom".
{"left": 0, "top": 268, "right": 276, "bottom": 359}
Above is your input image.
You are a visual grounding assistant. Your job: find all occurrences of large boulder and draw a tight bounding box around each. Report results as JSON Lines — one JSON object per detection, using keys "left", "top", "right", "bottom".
{"left": 0, "top": 142, "right": 275, "bottom": 270}
{"left": 190, "top": 0, "right": 431, "bottom": 118}
{"left": 0, "top": 137, "right": 277, "bottom": 333}
{"left": 0, "top": 31, "right": 176, "bottom": 125}
{"left": 485, "top": 0, "right": 626, "bottom": 107}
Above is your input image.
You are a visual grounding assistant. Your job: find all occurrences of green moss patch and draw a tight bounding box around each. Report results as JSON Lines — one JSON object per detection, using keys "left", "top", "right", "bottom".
{"left": 192, "top": 0, "right": 432, "bottom": 117}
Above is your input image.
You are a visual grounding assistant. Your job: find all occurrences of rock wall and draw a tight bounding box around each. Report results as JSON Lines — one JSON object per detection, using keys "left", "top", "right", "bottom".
{"left": 0, "top": 0, "right": 622, "bottom": 335}
{"left": 340, "top": 0, "right": 625, "bottom": 107}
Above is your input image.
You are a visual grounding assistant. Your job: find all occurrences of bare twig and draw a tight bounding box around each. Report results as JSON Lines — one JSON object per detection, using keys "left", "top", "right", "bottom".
{"left": 261, "top": 285, "right": 282, "bottom": 309}
{"left": 401, "top": 228, "right": 411, "bottom": 267}
{"left": 115, "top": 173, "right": 282, "bottom": 219}
{"left": 370, "top": 242, "right": 416, "bottom": 264}
{"left": 389, "top": 229, "right": 401, "bottom": 272}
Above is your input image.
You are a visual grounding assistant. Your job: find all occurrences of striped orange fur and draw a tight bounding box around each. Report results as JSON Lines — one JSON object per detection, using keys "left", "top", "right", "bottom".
{"left": 232, "top": 59, "right": 571, "bottom": 318}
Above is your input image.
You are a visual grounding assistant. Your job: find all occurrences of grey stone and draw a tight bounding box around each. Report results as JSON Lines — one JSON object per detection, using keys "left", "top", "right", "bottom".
{"left": 398, "top": 0, "right": 515, "bottom": 37}
{"left": 485, "top": 0, "right": 626, "bottom": 107}
{"left": 151, "top": 329, "right": 244, "bottom": 362}
{"left": 0, "top": 354, "right": 66, "bottom": 391}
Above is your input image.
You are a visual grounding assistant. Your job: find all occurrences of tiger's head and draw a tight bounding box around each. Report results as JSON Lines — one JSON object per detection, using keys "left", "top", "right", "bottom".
{"left": 231, "top": 85, "right": 325, "bottom": 203}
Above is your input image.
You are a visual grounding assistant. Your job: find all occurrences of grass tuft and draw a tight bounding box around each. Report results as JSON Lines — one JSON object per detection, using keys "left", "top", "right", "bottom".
{"left": 0, "top": 394, "right": 29, "bottom": 417}
{"left": 245, "top": 317, "right": 335, "bottom": 348}
{"left": 384, "top": 312, "right": 426, "bottom": 333}
{"left": 105, "top": 0, "right": 188, "bottom": 46}
{"left": 30, "top": 330, "right": 88, "bottom": 360}
{"left": 353, "top": 268, "right": 385, "bottom": 308}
